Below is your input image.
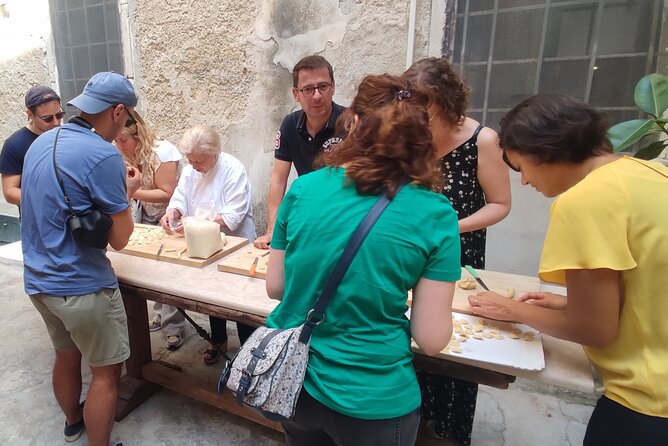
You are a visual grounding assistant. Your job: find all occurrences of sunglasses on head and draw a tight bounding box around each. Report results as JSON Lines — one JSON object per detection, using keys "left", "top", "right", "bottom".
{"left": 502, "top": 151, "right": 520, "bottom": 172}
{"left": 37, "top": 111, "right": 65, "bottom": 123}
{"left": 123, "top": 106, "right": 137, "bottom": 128}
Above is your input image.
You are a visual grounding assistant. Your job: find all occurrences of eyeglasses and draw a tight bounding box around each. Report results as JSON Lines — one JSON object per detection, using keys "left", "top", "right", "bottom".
{"left": 502, "top": 151, "right": 520, "bottom": 172}
{"left": 297, "top": 82, "right": 332, "bottom": 97}
{"left": 124, "top": 106, "right": 136, "bottom": 128}
{"left": 37, "top": 111, "right": 65, "bottom": 123}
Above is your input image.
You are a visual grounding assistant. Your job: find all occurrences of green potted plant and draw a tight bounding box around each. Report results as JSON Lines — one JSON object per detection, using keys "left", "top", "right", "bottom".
{"left": 607, "top": 73, "right": 668, "bottom": 161}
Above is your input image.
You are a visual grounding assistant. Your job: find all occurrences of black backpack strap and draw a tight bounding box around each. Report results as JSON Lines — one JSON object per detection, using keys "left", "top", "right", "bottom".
{"left": 51, "top": 127, "right": 77, "bottom": 218}
{"left": 298, "top": 182, "right": 407, "bottom": 344}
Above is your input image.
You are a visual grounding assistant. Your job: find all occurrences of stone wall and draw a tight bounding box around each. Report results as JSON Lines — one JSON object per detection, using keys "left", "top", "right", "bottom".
{"left": 129, "top": 0, "right": 435, "bottom": 231}
{"left": 0, "top": 0, "right": 55, "bottom": 147}
{"left": 0, "top": 0, "right": 54, "bottom": 215}
{"left": 0, "top": 0, "right": 437, "bottom": 230}
{"left": 0, "top": 0, "right": 553, "bottom": 275}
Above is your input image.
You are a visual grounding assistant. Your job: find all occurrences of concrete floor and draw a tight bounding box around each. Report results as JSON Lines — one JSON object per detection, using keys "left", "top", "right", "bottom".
{"left": 0, "top": 255, "right": 598, "bottom": 446}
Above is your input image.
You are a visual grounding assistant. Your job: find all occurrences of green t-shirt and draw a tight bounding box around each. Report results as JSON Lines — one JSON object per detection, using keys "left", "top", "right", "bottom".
{"left": 266, "top": 167, "right": 461, "bottom": 419}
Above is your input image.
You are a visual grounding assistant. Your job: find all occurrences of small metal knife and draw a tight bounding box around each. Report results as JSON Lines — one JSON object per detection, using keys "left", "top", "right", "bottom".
{"left": 156, "top": 243, "right": 165, "bottom": 259}
{"left": 464, "top": 265, "right": 490, "bottom": 291}
{"left": 249, "top": 256, "right": 259, "bottom": 276}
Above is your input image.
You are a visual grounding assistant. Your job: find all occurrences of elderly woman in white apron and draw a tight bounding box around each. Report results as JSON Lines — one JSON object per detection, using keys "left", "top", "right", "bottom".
{"left": 161, "top": 124, "right": 256, "bottom": 364}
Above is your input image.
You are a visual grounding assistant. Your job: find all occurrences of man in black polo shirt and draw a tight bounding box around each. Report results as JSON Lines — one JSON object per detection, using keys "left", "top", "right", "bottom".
{"left": 1, "top": 86, "right": 63, "bottom": 206}
{"left": 254, "top": 55, "right": 344, "bottom": 249}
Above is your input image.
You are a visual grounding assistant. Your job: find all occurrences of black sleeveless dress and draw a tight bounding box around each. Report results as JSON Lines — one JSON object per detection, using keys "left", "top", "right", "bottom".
{"left": 418, "top": 125, "right": 486, "bottom": 445}
{"left": 439, "top": 124, "right": 486, "bottom": 269}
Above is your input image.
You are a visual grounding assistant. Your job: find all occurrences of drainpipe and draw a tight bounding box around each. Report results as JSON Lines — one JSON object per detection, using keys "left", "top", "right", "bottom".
{"left": 406, "top": 0, "right": 417, "bottom": 69}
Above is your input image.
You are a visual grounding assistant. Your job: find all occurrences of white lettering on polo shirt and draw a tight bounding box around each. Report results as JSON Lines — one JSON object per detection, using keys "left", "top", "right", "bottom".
{"left": 274, "top": 130, "right": 281, "bottom": 151}
{"left": 322, "top": 136, "right": 343, "bottom": 152}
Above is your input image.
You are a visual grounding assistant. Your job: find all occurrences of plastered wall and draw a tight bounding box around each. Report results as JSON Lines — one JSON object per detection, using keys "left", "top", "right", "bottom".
{"left": 0, "top": 0, "right": 55, "bottom": 146}
{"left": 0, "top": 0, "right": 54, "bottom": 212}
{"left": 129, "top": 0, "right": 434, "bottom": 230}
{"left": 0, "top": 0, "right": 435, "bottom": 233}
{"left": 0, "top": 0, "right": 554, "bottom": 276}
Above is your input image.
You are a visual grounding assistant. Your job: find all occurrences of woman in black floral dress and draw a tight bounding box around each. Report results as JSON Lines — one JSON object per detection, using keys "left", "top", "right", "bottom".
{"left": 404, "top": 58, "right": 511, "bottom": 445}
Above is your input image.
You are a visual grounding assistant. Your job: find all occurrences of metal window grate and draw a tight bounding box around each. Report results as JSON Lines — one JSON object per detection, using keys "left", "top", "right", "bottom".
{"left": 49, "top": 0, "right": 124, "bottom": 116}
{"left": 450, "top": 0, "right": 667, "bottom": 130}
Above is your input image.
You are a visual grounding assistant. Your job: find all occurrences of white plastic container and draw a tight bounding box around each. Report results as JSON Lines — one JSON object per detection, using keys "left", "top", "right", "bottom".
{"left": 182, "top": 217, "right": 224, "bottom": 259}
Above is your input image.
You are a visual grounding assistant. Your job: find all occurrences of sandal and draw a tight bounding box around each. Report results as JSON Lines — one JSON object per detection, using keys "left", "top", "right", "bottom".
{"left": 148, "top": 318, "right": 161, "bottom": 332}
{"left": 202, "top": 341, "right": 227, "bottom": 365}
{"left": 202, "top": 348, "right": 220, "bottom": 365}
{"left": 166, "top": 334, "right": 183, "bottom": 350}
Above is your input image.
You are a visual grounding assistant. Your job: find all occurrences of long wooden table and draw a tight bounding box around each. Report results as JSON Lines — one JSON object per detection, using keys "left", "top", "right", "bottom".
{"left": 108, "top": 251, "right": 594, "bottom": 431}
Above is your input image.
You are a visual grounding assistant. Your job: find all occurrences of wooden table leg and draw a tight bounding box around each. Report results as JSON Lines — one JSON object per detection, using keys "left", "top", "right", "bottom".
{"left": 116, "top": 284, "right": 160, "bottom": 421}
{"left": 142, "top": 362, "right": 284, "bottom": 432}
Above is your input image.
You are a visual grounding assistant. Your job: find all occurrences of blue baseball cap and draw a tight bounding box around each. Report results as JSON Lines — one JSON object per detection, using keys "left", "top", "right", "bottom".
{"left": 67, "top": 72, "right": 138, "bottom": 114}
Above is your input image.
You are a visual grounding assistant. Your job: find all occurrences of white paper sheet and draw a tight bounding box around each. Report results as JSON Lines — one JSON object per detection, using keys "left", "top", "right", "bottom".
{"left": 409, "top": 310, "right": 546, "bottom": 371}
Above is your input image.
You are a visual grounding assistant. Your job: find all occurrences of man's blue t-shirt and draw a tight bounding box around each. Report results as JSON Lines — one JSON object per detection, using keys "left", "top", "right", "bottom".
{"left": 0, "top": 127, "right": 39, "bottom": 175}
{"left": 21, "top": 123, "right": 129, "bottom": 296}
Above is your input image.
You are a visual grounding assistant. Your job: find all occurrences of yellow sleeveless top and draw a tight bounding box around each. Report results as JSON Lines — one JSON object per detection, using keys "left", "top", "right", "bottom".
{"left": 540, "top": 157, "right": 668, "bottom": 417}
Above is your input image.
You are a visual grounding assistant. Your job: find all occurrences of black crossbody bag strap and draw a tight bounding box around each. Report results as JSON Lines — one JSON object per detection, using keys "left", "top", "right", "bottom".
{"left": 298, "top": 182, "right": 407, "bottom": 344}
{"left": 51, "top": 127, "right": 77, "bottom": 219}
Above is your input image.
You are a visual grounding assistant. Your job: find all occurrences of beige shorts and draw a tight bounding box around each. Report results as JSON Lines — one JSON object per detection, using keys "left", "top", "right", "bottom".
{"left": 30, "top": 288, "right": 130, "bottom": 367}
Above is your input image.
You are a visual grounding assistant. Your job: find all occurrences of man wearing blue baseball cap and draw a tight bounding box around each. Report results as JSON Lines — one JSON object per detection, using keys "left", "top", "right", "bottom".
{"left": 21, "top": 72, "right": 141, "bottom": 445}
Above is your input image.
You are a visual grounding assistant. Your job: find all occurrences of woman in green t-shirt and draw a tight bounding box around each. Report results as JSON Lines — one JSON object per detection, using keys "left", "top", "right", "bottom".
{"left": 469, "top": 94, "right": 668, "bottom": 445}
{"left": 265, "top": 74, "right": 462, "bottom": 445}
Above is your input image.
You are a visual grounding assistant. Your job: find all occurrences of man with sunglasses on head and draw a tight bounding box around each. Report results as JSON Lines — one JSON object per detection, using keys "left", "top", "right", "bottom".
{"left": 254, "top": 55, "right": 345, "bottom": 249}
{"left": 20, "top": 72, "right": 140, "bottom": 446}
{"left": 0, "top": 86, "right": 63, "bottom": 206}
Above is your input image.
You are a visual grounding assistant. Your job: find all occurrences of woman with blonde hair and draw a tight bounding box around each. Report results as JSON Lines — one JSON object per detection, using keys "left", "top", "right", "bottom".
{"left": 115, "top": 112, "right": 185, "bottom": 350}
{"left": 115, "top": 113, "right": 181, "bottom": 224}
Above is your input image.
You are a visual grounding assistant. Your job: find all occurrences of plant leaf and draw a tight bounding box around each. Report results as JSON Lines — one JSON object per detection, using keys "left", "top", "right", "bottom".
{"left": 634, "top": 73, "right": 668, "bottom": 117}
{"left": 608, "top": 119, "right": 655, "bottom": 152}
{"left": 634, "top": 141, "right": 667, "bottom": 160}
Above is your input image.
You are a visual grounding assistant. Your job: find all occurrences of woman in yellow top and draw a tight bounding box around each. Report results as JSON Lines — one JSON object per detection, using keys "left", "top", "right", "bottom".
{"left": 469, "top": 94, "right": 668, "bottom": 444}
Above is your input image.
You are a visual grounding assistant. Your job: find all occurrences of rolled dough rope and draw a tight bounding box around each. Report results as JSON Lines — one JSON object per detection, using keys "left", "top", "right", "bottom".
{"left": 177, "top": 248, "right": 187, "bottom": 259}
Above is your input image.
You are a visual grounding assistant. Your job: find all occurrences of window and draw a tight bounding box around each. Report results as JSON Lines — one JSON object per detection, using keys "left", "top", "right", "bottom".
{"left": 49, "top": 0, "right": 124, "bottom": 115}
{"left": 449, "top": 0, "right": 666, "bottom": 130}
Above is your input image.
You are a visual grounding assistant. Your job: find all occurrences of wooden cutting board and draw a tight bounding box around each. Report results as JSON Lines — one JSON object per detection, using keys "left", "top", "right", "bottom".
{"left": 218, "top": 245, "right": 270, "bottom": 278}
{"left": 217, "top": 249, "right": 541, "bottom": 314}
{"left": 409, "top": 268, "right": 541, "bottom": 315}
{"left": 115, "top": 224, "right": 249, "bottom": 268}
